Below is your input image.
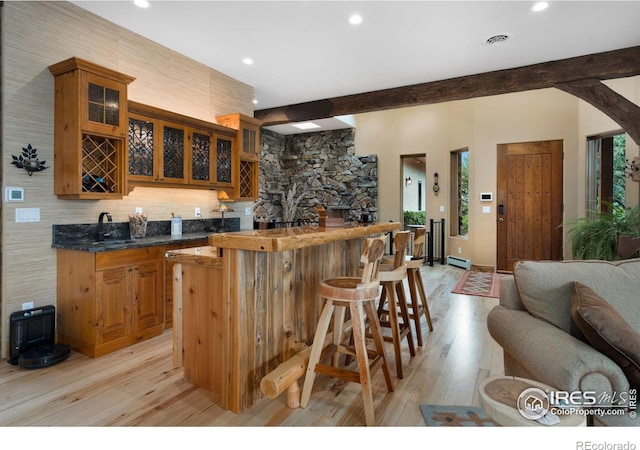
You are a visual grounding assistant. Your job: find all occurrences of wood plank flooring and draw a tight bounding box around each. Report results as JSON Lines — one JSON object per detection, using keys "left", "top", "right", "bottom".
{"left": 0, "top": 264, "right": 504, "bottom": 427}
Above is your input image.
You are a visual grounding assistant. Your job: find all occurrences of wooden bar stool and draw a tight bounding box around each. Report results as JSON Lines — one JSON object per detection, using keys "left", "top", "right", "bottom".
{"left": 300, "top": 236, "right": 394, "bottom": 426}
{"left": 385, "top": 227, "right": 433, "bottom": 346}
{"left": 376, "top": 230, "right": 415, "bottom": 379}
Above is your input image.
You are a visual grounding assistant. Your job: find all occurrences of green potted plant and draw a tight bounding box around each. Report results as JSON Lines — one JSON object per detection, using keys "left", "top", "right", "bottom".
{"left": 564, "top": 204, "right": 639, "bottom": 260}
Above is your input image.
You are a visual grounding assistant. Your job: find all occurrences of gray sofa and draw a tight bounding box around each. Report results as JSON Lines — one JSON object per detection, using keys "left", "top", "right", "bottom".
{"left": 487, "top": 258, "right": 640, "bottom": 426}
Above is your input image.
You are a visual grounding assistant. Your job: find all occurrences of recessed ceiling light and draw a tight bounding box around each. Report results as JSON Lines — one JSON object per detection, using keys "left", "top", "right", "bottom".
{"left": 532, "top": 2, "right": 549, "bottom": 12}
{"left": 292, "top": 122, "right": 321, "bottom": 130}
{"left": 134, "top": 0, "right": 149, "bottom": 8}
{"left": 242, "top": 57, "right": 254, "bottom": 65}
{"left": 348, "top": 14, "right": 363, "bottom": 25}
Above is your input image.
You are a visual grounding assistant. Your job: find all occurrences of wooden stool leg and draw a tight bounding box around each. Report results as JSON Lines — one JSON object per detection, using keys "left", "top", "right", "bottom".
{"left": 407, "top": 268, "right": 423, "bottom": 346}
{"left": 332, "top": 304, "right": 347, "bottom": 367}
{"left": 385, "top": 280, "right": 404, "bottom": 379}
{"left": 364, "top": 300, "right": 394, "bottom": 393}
{"left": 395, "top": 281, "right": 415, "bottom": 357}
{"left": 350, "top": 300, "right": 375, "bottom": 426}
{"left": 377, "top": 284, "right": 388, "bottom": 318}
{"left": 416, "top": 269, "right": 433, "bottom": 331}
{"left": 300, "top": 299, "right": 335, "bottom": 408}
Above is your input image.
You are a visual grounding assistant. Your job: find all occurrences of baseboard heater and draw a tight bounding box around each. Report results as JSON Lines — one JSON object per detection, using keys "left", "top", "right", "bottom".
{"left": 446, "top": 255, "right": 471, "bottom": 270}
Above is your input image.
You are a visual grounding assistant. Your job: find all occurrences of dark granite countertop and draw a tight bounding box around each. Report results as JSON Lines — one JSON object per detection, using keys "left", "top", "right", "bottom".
{"left": 52, "top": 232, "right": 216, "bottom": 252}
{"left": 52, "top": 217, "right": 240, "bottom": 253}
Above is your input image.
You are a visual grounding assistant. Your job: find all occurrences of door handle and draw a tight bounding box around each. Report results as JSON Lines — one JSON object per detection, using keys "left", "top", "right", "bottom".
{"left": 498, "top": 218, "right": 504, "bottom": 223}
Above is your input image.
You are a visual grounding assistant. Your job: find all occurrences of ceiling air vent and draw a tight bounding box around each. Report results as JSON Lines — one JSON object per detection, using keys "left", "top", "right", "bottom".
{"left": 485, "top": 34, "right": 510, "bottom": 45}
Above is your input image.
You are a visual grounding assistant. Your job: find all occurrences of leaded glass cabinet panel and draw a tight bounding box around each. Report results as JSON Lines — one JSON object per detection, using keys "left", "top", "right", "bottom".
{"left": 190, "top": 130, "right": 213, "bottom": 185}
{"left": 161, "top": 122, "right": 187, "bottom": 183}
{"left": 216, "top": 136, "right": 233, "bottom": 185}
{"left": 128, "top": 114, "right": 157, "bottom": 181}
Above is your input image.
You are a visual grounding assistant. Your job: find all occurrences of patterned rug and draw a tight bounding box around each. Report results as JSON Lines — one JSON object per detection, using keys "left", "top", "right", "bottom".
{"left": 420, "top": 404, "right": 498, "bottom": 426}
{"left": 451, "top": 271, "right": 501, "bottom": 298}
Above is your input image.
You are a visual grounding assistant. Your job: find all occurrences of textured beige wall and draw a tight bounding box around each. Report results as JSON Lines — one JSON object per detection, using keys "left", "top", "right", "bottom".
{"left": 0, "top": 1, "right": 254, "bottom": 357}
{"left": 354, "top": 81, "right": 640, "bottom": 269}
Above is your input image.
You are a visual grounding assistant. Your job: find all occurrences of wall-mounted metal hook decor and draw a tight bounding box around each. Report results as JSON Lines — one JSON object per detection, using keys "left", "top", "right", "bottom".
{"left": 11, "top": 144, "right": 48, "bottom": 176}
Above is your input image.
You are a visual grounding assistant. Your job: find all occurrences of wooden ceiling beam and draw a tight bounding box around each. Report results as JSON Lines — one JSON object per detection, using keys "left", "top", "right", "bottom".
{"left": 555, "top": 79, "right": 640, "bottom": 146}
{"left": 254, "top": 46, "right": 640, "bottom": 134}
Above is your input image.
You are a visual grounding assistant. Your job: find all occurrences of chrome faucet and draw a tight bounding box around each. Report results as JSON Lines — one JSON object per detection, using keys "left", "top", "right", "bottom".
{"left": 98, "top": 212, "right": 112, "bottom": 241}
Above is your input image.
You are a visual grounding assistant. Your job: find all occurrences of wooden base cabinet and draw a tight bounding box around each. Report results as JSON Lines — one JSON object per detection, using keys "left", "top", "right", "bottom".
{"left": 57, "top": 247, "right": 164, "bottom": 357}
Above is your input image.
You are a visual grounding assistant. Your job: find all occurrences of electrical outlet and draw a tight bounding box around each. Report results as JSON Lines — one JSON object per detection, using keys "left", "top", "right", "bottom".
{"left": 22, "top": 301, "right": 34, "bottom": 310}
{"left": 244, "top": 206, "right": 252, "bottom": 216}
{"left": 457, "top": 247, "right": 462, "bottom": 254}
{"left": 195, "top": 207, "right": 201, "bottom": 217}
{"left": 135, "top": 207, "right": 143, "bottom": 214}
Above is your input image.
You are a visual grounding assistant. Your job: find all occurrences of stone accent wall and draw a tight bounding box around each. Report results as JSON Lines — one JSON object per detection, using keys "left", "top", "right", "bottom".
{"left": 254, "top": 129, "right": 378, "bottom": 225}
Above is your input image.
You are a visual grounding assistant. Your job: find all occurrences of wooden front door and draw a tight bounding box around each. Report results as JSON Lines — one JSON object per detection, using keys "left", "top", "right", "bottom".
{"left": 496, "top": 140, "right": 564, "bottom": 272}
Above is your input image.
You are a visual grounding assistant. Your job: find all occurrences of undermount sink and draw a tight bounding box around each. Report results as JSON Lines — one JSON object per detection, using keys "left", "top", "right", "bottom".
{"left": 91, "top": 239, "right": 134, "bottom": 245}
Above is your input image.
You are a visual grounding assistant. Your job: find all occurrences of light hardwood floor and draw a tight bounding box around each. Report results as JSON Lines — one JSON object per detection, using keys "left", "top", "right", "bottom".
{"left": 0, "top": 264, "right": 504, "bottom": 427}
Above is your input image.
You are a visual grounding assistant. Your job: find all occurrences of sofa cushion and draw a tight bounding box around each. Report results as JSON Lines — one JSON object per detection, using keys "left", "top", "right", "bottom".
{"left": 513, "top": 259, "right": 640, "bottom": 337}
{"left": 571, "top": 282, "right": 640, "bottom": 388}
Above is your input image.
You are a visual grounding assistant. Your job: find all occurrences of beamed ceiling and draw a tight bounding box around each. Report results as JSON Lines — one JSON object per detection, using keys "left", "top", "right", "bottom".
{"left": 72, "top": 1, "right": 640, "bottom": 141}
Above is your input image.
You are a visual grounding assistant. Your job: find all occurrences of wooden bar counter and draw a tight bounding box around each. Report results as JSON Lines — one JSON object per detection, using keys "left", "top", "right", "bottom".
{"left": 166, "top": 222, "right": 399, "bottom": 413}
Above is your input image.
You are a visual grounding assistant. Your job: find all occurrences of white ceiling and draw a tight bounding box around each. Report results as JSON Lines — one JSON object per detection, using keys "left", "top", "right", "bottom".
{"left": 72, "top": 1, "right": 640, "bottom": 134}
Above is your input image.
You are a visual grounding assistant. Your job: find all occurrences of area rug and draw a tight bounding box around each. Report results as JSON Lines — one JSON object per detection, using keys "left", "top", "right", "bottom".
{"left": 451, "top": 271, "right": 501, "bottom": 298}
{"left": 420, "top": 404, "right": 498, "bottom": 426}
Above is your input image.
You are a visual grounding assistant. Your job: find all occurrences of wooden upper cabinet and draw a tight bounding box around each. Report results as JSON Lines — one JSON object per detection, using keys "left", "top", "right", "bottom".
{"left": 216, "top": 113, "right": 261, "bottom": 161}
{"left": 48, "top": 57, "right": 135, "bottom": 199}
{"left": 127, "top": 102, "right": 236, "bottom": 190}
{"left": 216, "top": 113, "right": 262, "bottom": 200}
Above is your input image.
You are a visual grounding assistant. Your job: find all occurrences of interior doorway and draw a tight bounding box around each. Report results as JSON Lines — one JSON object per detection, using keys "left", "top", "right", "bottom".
{"left": 401, "top": 154, "right": 426, "bottom": 230}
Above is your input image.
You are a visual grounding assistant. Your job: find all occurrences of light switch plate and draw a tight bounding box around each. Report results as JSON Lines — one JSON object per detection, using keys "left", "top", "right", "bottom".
{"left": 439, "top": 206, "right": 445, "bottom": 213}
{"left": 245, "top": 206, "right": 252, "bottom": 216}
{"left": 482, "top": 206, "right": 491, "bottom": 214}
{"left": 15, "top": 207, "right": 40, "bottom": 222}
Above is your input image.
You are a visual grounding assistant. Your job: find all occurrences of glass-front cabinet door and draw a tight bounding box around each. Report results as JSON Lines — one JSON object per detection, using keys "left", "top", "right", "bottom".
{"left": 81, "top": 71, "right": 128, "bottom": 138}
{"left": 160, "top": 121, "right": 188, "bottom": 184}
{"left": 128, "top": 113, "right": 158, "bottom": 183}
{"left": 215, "top": 135, "right": 234, "bottom": 186}
{"left": 189, "top": 129, "right": 213, "bottom": 186}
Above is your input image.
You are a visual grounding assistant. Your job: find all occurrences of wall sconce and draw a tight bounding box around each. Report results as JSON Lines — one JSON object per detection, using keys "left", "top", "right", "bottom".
{"left": 433, "top": 172, "right": 440, "bottom": 194}
{"left": 11, "top": 144, "right": 48, "bottom": 176}
{"left": 405, "top": 177, "right": 412, "bottom": 186}
{"left": 625, "top": 157, "right": 640, "bottom": 182}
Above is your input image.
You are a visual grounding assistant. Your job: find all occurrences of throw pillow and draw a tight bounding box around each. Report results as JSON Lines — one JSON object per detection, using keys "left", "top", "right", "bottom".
{"left": 571, "top": 281, "right": 640, "bottom": 389}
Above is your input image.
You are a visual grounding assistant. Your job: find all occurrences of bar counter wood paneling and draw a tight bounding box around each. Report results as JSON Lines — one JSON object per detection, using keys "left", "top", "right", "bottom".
{"left": 166, "top": 222, "right": 399, "bottom": 414}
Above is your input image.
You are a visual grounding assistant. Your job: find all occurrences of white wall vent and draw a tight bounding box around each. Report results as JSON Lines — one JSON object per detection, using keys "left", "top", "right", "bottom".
{"left": 446, "top": 255, "right": 471, "bottom": 270}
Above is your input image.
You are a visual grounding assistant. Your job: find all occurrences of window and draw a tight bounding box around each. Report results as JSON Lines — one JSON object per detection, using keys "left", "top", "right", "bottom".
{"left": 586, "top": 132, "right": 626, "bottom": 217}
{"left": 450, "top": 149, "right": 469, "bottom": 236}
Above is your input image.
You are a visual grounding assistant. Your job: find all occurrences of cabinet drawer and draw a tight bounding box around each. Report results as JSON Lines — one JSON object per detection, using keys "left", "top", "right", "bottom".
{"left": 96, "top": 246, "right": 163, "bottom": 271}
